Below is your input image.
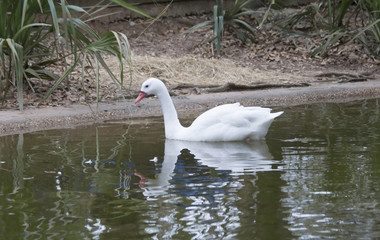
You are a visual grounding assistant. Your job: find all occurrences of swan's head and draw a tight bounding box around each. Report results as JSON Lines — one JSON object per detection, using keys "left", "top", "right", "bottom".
{"left": 135, "top": 78, "right": 165, "bottom": 103}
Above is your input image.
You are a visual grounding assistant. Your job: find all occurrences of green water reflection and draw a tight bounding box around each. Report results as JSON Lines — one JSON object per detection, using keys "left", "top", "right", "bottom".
{"left": 1, "top": 99, "right": 380, "bottom": 239}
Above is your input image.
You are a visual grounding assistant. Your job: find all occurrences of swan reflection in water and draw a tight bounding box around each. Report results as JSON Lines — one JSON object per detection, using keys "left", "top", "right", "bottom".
{"left": 141, "top": 139, "right": 276, "bottom": 198}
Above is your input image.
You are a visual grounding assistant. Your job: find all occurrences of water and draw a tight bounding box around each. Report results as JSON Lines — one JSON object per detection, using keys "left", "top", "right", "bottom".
{"left": 1, "top": 99, "right": 380, "bottom": 239}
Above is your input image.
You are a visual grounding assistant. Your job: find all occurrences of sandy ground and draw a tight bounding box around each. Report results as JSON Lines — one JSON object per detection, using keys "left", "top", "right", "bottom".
{"left": 1, "top": 79, "right": 380, "bottom": 136}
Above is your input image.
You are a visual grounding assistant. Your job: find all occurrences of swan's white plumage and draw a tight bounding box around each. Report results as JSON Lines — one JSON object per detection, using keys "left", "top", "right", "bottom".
{"left": 135, "top": 78, "right": 283, "bottom": 142}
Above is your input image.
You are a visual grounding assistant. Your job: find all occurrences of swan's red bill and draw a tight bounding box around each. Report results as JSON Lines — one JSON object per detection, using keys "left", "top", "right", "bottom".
{"left": 135, "top": 91, "right": 147, "bottom": 103}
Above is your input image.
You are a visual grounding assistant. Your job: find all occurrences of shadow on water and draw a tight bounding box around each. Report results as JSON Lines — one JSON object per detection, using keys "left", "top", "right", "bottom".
{"left": 1, "top": 99, "right": 380, "bottom": 239}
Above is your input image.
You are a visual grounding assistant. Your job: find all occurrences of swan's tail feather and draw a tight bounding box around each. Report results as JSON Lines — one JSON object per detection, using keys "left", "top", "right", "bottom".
{"left": 271, "top": 111, "right": 284, "bottom": 119}
{"left": 247, "top": 110, "right": 283, "bottom": 140}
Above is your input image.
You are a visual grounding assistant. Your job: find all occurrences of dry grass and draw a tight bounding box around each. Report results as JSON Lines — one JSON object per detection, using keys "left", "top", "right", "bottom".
{"left": 101, "top": 54, "right": 311, "bottom": 93}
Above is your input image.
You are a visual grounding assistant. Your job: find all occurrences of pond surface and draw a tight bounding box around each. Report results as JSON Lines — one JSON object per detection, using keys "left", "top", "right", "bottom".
{"left": 1, "top": 99, "right": 380, "bottom": 239}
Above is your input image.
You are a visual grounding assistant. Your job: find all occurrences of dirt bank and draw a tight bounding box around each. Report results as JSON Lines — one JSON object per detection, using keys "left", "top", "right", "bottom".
{"left": 1, "top": 12, "right": 380, "bottom": 136}
{"left": 1, "top": 79, "right": 380, "bottom": 136}
{"left": 2, "top": 13, "right": 379, "bottom": 110}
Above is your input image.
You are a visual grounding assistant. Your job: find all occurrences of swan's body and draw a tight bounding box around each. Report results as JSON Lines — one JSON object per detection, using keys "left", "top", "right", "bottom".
{"left": 135, "top": 78, "right": 283, "bottom": 141}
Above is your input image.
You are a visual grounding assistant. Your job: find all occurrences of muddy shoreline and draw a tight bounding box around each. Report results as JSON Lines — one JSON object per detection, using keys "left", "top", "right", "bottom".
{"left": 1, "top": 80, "right": 380, "bottom": 136}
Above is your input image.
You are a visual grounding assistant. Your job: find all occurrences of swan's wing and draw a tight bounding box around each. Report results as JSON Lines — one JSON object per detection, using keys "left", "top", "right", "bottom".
{"left": 191, "top": 103, "right": 242, "bottom": 127}
{"left": 186, "top": 103, "right": 282, "bottom": 141}
{"left": 191, "top": 103, "right": 272, "bottom": 129}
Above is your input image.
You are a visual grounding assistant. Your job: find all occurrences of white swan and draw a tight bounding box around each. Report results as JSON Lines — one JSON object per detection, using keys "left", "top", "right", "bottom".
{"left": 135, "top": 78, "right": 283, "bottom": 141}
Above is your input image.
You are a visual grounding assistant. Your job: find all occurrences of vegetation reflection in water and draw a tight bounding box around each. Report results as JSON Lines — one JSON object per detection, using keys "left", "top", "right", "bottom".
{"left": 1, "top": 99, "right": 380, "bottom": 239}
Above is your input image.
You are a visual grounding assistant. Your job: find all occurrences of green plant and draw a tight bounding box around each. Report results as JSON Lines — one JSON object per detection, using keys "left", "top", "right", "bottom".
{"left": 186, "top": 0, "right": 257, "bottom": 55}
{"left": 315, "top": 0, "right": 380, "bottom": 58}
{"left": 274, "top": 0, "right": 380, "bottom": 59}
{"left": 326, "top": 0, "right": 355, "bottom": 28}
{"left": 272, "top": 0, "right": 356, "bottom": 30}
{"left": 0, "top": 0, "right": 150, "bottom": 111}
{"left": 275, "top": 3, "right": 324, "bottom": 31}
{"left": 355, "top": 0, "right": 380, "bottom": 57}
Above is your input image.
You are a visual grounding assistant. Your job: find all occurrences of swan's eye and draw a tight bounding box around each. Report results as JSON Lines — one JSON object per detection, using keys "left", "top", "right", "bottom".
{"left": 145, "top": 85, "right": 149, "bottom": 88}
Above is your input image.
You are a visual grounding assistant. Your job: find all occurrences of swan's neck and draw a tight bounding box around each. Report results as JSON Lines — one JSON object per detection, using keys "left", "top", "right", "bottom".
{"left": 157, "top": 88, "right": 183, "bottom": 137}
